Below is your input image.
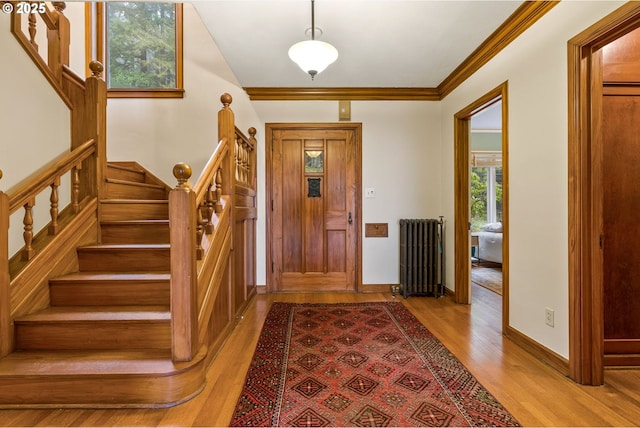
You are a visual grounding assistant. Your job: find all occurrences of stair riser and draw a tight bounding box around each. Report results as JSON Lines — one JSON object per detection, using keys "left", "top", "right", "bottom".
{"left": 101, "top": 224, "right": 169, "bottom": 244}
{"left": 101, "top": 203, "right": 168, "bottom": 221}
{"left": 14, "top": 323, "right": 170, "bottom": 351}
{"left": 50, "top": 283, "right": 170, "bottom": 306}
{"left": 105, "top": 182, "right": 167, "bottom": 200}
{"left": 106, "top": 166, "right": 146, "bottom": 183}
{"left": 0, "top": 361, "right": 205, "bottom": 407}
{"left": 78, "top": 248, "right": 170, "bottom": 272}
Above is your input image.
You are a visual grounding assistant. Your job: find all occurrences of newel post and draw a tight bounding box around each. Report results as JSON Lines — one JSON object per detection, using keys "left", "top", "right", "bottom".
{"left": 218, "top": 93, "right": 236, "bottom": 197}
{"left": 84, "top": 61, "right": 107, "bottom": 201}
{"left": 217, "top": 93, "right": 236, "bottom": 304}
{"left": 169, "top": 163, "right": 198, "bottom": 362}
{"left": 248, "top": 127, "right": 257, "bottom": 189}
{"left": 0, "top": 171, "right": 11, "bottom": 358}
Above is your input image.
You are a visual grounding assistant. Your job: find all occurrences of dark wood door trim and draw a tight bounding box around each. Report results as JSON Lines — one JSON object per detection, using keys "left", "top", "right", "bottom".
{"left": 265, "top": 123, "right": 362, "bottom": 293}
{"left": 454, "top": 82, "right": 509, "bottom": 336}
{"left": 567, "top": 2, "right": 640, "bottom": 385}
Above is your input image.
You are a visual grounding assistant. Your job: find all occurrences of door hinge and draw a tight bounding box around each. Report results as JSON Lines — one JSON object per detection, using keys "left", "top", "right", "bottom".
{"left": 599, "top": 233, "right": 604, "bottom": 249}
{"left": 271, "top": 199, "right": 274, "bottom": 211}
{"left": 271, "top": 262, "right": 274, "bottom": 273}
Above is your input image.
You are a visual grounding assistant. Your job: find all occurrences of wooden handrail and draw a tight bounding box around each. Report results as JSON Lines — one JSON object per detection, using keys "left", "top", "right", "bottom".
{"left": 193, "top": 139, "right": 228, "bottom": 201}
{"left": 6, "top": 139, "right": 95, "bottom": 213}
{"left": 10, "top": 1, "right": 71, "bottom": 104}
{"left": 39, "top": 3, "right": 59, "bottom": 30}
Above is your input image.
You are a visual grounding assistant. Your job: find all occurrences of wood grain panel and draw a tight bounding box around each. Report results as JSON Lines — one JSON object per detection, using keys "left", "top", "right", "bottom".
{"left": 282, "top": 138, "right": 302, "bottom": 273}
{"left": 603, "top": 95, "right": 640, "bottom": 341}
{"left": 326, "top": 139, "right": 346, "bottom": 212}
{"left": 304, "top": 179, "right": 324, "bottom": 273}
{"left": 327, "top": 231, "right": 346, "bottom": 272}
{"left": 603, "top": 26, "right": 640, "bottom": 83}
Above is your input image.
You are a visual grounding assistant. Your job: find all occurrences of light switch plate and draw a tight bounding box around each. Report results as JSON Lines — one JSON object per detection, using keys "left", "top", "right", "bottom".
{"left": 339, "top": 100, "right": 351, "bottom": 121}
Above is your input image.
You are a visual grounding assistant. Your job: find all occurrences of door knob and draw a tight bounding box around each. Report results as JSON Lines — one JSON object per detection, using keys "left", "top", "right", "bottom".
{"left": 348, "top": 212, "right": 353, "bottom": 224}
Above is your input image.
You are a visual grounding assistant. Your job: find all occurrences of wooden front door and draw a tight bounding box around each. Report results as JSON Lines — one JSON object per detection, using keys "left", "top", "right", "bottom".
{"left": 267, "top": 123, "right": 361, "bottom": 292}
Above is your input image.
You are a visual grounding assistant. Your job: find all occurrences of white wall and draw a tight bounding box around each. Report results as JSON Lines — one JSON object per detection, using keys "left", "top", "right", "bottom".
{"left": 0, "top": 12, "right": 72, "bottom": 256}
{"left": 440, "top": 1, "right": 625, "bottom": 358}
{"left": 252, "top": 100, "right": 442, "bottom": 285}
{"left": 102, "top": 4, "right": 266, "bottom": 282}
{"left": 106, "top": 4, "right": 263, "bottom": 184}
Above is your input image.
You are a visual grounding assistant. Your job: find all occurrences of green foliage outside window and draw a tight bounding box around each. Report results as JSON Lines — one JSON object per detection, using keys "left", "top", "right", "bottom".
{"left": 471, "top": 167, "right": 502, "bottom": 231}
{"left": 107, "top": 2, "right": 177, "bottom": 89}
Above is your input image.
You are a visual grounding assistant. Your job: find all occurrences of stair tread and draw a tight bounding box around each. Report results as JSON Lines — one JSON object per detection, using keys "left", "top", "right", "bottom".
{"left": 16, "top": 306, "right": 170, "bottom": 322}
{"left": 101, "top": 219, "right": 169, "bottom": 225}
{"left": 106, "top": 178, "right": 166, "bottom": 190}
{"left": 50, "top": 272, "right": 170, "bottom": 282}
{"left": 101, "top": 199, "right": 168, "bottom": 204}
{"left": 0, "top": 350, "right": 183, "bottom": 375}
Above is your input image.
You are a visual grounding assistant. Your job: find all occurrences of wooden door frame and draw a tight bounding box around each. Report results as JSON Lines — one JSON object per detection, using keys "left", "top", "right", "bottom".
{"left": 454, "top": 82, "right": 509, "bottom": 335}
{"left": 567, "top": 3, "right": 640, "bottom": 386}
{"left": 265, "top": 122, "right": 363, "bottom": 293}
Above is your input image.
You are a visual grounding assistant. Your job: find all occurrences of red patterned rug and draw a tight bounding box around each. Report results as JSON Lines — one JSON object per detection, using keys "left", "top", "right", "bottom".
{"left": 229, "top": 302, "right": 520, "bottom": 427}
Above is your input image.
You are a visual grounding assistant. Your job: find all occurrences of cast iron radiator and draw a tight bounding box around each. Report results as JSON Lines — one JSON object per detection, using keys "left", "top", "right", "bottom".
{"left": 399, "top": 218, "right": 445, "bottom": 298}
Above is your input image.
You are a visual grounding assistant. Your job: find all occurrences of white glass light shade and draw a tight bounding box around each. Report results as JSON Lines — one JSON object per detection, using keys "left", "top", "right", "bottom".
{"left": 288, "top": 40, "right": 338, "bottom": 78}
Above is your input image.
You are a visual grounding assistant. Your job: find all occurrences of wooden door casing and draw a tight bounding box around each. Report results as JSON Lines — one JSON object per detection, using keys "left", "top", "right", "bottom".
{"left": 266, "top": 123, "right": 362, "bottom": 292}
{"left": 567, "top": 5, "right": 640, "bottom": 384}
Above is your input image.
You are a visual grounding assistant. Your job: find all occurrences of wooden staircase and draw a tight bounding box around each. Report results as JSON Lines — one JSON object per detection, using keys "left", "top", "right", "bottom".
{"left": 0, "top": 162, "right": 207, "bottom": 408}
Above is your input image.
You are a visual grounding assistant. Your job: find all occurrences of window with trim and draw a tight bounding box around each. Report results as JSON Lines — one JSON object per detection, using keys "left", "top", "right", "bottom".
{"left": 470, "top": 152, "right": 502, "bottom": 231}
{"left": 91, "top": 2, "right": 184, "bottom": 98}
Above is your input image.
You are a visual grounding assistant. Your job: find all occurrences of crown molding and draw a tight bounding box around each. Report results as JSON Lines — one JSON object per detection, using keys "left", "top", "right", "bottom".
{"left": 437, "top": 0, "right": 559, "bottom": 98}
{"left": 244, "top": 1, "right": 558, "bottom": 101}
{"left": 243, "top": 87, "right": 440, "bottom": 101}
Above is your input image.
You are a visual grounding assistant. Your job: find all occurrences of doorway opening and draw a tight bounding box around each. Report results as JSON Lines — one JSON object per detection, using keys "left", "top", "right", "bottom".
{"left": 454, "top": 82, "right": 509, "bottom": 335}
{"left": 470, "top": 102, "right": 504, "bottom": 300}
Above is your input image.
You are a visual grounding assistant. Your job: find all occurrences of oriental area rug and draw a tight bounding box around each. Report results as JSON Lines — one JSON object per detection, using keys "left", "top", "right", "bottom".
{"left": 229, "top": 302, "right": 520, "bottom": 427}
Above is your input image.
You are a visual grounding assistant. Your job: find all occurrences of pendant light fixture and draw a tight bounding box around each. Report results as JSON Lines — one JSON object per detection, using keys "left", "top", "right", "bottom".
{"left": 288, "top": 0, "right": 338, "bottom": 80}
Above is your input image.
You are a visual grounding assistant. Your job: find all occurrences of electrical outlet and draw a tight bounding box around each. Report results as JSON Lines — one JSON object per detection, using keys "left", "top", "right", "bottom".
{"left": 365, "top": 188, "right": 376, "bottom": 198}
{"left": 545, "top": 308, "right": 555, "bottom": 327}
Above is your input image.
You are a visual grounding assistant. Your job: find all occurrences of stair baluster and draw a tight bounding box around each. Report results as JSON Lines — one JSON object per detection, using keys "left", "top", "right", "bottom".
{"left": 48, "top": 177, "right": 60, "bottom": 235}
{"left": 21, "top": 199, "right": 35, "bottom": 261}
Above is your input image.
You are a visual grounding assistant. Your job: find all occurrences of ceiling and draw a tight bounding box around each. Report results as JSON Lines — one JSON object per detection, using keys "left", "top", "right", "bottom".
{"left": 192, "top": 1, "right": 524, "bottom": 89}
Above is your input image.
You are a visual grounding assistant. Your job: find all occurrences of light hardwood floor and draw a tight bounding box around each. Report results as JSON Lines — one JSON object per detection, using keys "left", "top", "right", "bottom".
{"left": 1, "top": 285, "right": 639, "bottom": 427}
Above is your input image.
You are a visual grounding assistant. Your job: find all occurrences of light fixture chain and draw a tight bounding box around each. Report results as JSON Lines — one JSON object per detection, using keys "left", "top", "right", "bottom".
{"left": 311, "top": 0, "right": 315, "bottom": 40}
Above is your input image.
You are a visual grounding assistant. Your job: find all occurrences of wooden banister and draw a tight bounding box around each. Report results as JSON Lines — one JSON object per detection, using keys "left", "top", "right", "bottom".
{"left": 7, "top": 139, "right": 95, "bottom": 213}
{"left": 234, "top": 127, "right": 256, "bottom": 188}
{"left": 10, "top": 1, "right": 72, "bottom": 105}
{"left": 4, "top": 139, "right": 96, "bottom": 262}
{"left": 169, "top": 94, "right": 239, "bottom": 362}
{"left": 193, "top": 140, "right": 228, "bottom": 198}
